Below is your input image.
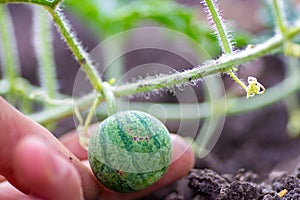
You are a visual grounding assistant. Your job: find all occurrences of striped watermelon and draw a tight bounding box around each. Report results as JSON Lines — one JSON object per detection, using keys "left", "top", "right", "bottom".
{"left": 88, "top": 110, "right": 172, "bottom": 193}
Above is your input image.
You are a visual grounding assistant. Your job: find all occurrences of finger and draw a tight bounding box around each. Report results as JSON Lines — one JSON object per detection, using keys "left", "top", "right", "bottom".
{"left": 0, "top": 181, "right": 33, "bottom": 200}
{"left": 60, "top": 131, "right": 89, "bottom": 160}
{"left": 0, "top": 97, "right": 102, "bottom": 200}
{"left": 101, "top": 134, "right": 195, "bottom": 200}
{"left": 0, "top": 175, "right": 6, "bottom": 182}
{"left": 12, "top": 137, "right": 83, "bottom": 200}
{"left": 59, "top": 123, "right": 99, "bottom": 160}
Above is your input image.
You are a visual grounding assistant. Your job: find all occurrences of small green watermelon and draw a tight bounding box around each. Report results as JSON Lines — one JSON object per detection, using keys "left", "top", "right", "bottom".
{"left": 88, "top": 110, "right": 172, "bottom": 193}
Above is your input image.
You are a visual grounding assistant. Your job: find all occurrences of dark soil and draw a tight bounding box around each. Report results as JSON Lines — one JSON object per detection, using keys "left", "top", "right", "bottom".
{"left": 165, "top": 167, "right": 300, "bottom": 200}
{"left": 142, "top": 156, "right": 300, "bottom": 200}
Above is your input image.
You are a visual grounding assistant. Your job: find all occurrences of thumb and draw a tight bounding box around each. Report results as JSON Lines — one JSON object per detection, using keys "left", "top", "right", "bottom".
{"left": 12, "top": 137, "right": 84, "bottom": 200}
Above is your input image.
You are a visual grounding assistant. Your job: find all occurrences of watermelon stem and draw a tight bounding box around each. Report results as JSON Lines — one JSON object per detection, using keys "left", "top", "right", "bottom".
{"left": 102, "top": 82, "right": 117, "bottom": 116}
{"left": 79, "top": 96, "right": 101, "bottom": 148}
{"left": 78, "top": 82, "right": 116, "bottom": 149}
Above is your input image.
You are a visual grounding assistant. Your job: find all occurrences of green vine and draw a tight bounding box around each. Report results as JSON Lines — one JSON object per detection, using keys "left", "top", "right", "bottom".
{"left": 0, "top": 5, "right": 35, "bottom": 113}
{"left": 0, "top": 5, "right": 20, "bottom": 91}
{"left": 270, "top": 0, "right": 300, "bottom": 137}
{"left": 203, "top": 0, "right": 233, "bottom": 54}
{"left": 28, "top": 21, "right": 300, "bottom": 124}
{"left": 44, "top": 8, "right": 104, "bottom": 93}
{"left": 203, "top": 0, "right": 265, "bottom": 98}
{"left": 0, "top": 0, "right": 60, "bottom": 9}
{"left": 0, "top": 0, "right": 300, "bottom": 132}
{"left": 33, "top": 7, "right": 58, "bottom": 100}
{"left": 271, "top": 0, "right": 287, "bottom": 35}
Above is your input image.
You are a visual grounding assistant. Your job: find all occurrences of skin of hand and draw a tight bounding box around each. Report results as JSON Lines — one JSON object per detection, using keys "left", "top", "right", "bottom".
{"left": 0, "top": 97, "right": 195, "bottom": 200}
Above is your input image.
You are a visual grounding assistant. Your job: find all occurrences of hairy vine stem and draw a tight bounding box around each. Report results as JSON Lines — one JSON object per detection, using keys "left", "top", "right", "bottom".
{"left": 30, "top": 55, "right": 300, "bottom": 123}
{"left": 0, "top": 1, "right": 106, "bottom": 114}
{"left": 202, "top": 0, "right": 250, "bottom": 94}
{"left": 202, "top": 0, "right": 232, "bottom": 54}
{"left": 0, "top": 5, "right": 20, "bottom": 90}
{"left": 44, "top": 8, "right": 105, "bottom": 93}
{"left": 113, "top": 23, "right": 300, "bottom": 96}
{"left": 271, "top": 0, "right": 300, "bottom": 58}
{"left": 29, "top": 20, "right": 300, "bottom": 124}
{"left": 271, "top": 0, "right": 287, "bottom": 35}
{"left": 271, "top": 0, "right": 300, "bottom": 137}
{"left": 1, "top": 0, "right": 300, "bottom": 125}
{"left": 0, "top": 5, "right": 34, "bottom": 113}
{"left": 33, "top": 7, "right": 58, "bottom": 99}
{"left": 0, "top": 0, "right": 60, "bottom": 9}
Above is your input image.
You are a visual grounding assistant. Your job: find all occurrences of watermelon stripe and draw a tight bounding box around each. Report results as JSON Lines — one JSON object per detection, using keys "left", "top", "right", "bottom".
{"left": 129, "top": 152, "right": 148, "bottom": 189}
{"left": 114, "top": 116, "right": 133, "bottom": 151}
{"left": 125, "top": 113, "right": 155, "bottom": 188}
{"left": 88, "top": 110, "right": 172, "bottom": 193}
{"left": 123, "top": 113, "right": 155, "bottom": 189}
{"left": 99, "top": 122, "right": 108, "bottom": 162}
{"left": 136, "top": 114, "right": 162, "bottom": 150}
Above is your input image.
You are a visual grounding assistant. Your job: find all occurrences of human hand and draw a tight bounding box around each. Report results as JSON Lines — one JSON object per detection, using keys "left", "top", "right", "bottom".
{"left": 0, "top": 97, "right": 195, "bottom": 200}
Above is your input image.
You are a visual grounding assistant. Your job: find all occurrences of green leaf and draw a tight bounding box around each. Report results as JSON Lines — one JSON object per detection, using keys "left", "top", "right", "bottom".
{"left": 64, "top": 0, "right": 220, "bottom": 56}
{"left": 64, "top": 0, "right": 251, "bottom": 57}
